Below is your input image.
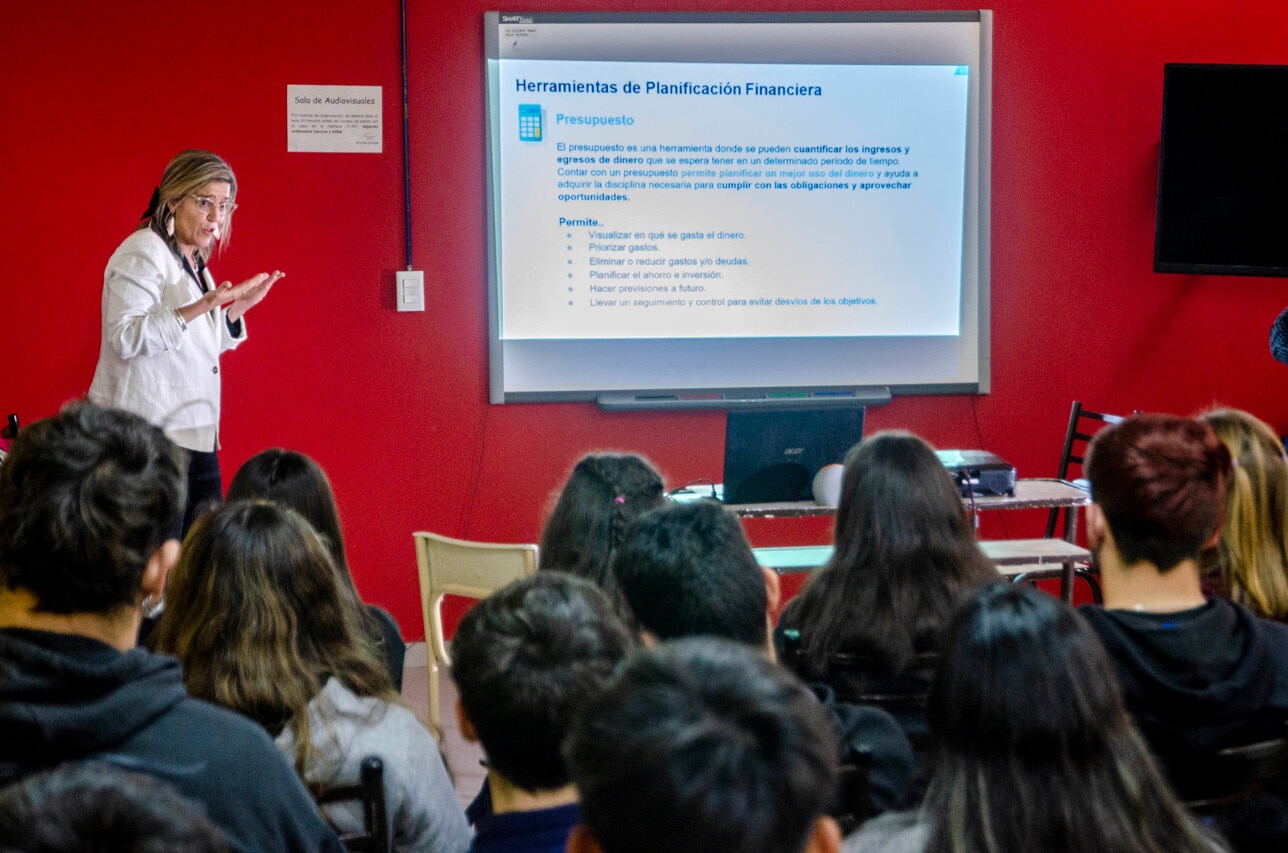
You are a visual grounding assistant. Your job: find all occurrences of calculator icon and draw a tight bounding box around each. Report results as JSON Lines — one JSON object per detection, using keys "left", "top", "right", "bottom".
{"left": 518, "top": 104, "right": 542, "bottom": 141}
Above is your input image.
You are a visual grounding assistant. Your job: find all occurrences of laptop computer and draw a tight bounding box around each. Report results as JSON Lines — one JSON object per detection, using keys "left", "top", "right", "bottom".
{"left": 722, "top": 406, "right": 865, "bottom": 504}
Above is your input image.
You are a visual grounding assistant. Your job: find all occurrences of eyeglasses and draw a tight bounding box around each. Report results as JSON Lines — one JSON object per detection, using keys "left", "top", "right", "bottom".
{"left": 189, "top": 195, "right": 238, "bottom": 218}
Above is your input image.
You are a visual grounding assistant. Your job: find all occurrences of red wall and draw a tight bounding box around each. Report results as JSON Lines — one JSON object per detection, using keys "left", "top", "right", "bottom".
{"left": 5, "top": 1, "right": 1288, "bottom": 637}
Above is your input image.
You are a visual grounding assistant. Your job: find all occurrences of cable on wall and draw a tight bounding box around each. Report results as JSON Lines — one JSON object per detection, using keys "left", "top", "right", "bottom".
{"left": 400, "top": 0, "right": 413, "bottom": 269}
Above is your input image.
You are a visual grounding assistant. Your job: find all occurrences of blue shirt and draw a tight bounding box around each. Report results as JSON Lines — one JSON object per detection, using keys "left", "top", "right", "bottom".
{"left": 468, "top": 782, "right": 581, "bottom": 853}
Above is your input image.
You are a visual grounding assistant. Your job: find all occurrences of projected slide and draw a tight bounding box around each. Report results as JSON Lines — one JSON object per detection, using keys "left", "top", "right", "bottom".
{"left": 495, "top": 59, "right": 970, "bottom": 341}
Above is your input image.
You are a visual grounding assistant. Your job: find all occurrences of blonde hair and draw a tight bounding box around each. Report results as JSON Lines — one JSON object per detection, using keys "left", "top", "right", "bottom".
{"left": 1199, "top": 408, "right": 1288, "bottom": 619}
{"left": 140, "top": 149, "right": 238, "bottom": 261}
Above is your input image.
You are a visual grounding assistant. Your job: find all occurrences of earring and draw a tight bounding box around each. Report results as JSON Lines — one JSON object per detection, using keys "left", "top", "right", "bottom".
{"left": 166, "top": 215, "right": 175, "bottom": 237}
{"left": 141, "top": 593, "right": 165, "bottom": 620}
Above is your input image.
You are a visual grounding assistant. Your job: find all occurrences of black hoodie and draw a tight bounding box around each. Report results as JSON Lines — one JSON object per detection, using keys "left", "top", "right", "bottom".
{"left": 1081, "top": 598, "right": 1288, "bottom": 760}
{"left": 0, "top": 628, "right": 342, "bottom": 853}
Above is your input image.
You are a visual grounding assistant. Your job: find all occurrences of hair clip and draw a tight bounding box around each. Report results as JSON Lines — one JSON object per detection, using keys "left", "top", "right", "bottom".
{"left": 1231, "top": 458, "right": 1240, "bottom": 468}
{"left": 614, "top": 495, "right": 626, "bottom": 504}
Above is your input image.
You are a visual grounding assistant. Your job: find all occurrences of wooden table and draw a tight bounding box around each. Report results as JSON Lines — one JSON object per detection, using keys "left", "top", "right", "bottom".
{"left": 722, "top": 478, "right": 1092, "bottom": 542}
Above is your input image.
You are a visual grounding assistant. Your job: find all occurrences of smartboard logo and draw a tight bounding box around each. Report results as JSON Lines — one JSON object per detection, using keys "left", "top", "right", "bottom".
{"left": 518, "top": 104, "right": 542, "bottom": 141}
{"left": 500, "top": 15, "right": 533, "bottom": 24}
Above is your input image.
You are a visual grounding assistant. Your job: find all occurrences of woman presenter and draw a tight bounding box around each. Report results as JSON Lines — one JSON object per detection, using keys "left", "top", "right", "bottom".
{"left": 89, "top": 149, "right": 283, "bottom": 532}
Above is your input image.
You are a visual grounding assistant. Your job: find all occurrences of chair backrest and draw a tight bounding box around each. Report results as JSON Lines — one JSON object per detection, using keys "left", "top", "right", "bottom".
{"left": 315, "top": 756, "right": 388, "bottom": 853}
{"left": 412, "top": 531, "right": 538, "bottom": 668}
{"left": 825, "top": 652, "right": 939, "bottom": 753}
{"left": 1171, "top": 736, "right": 1288, "bottom": 817}
{"left": 830, "top": 761, "right": 873, "bottom": 836}
{"left": 1046, "top": 401, "right": 1126, "bottom": 537}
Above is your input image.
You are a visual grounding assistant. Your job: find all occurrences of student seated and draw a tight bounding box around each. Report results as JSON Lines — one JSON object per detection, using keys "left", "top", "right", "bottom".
{"left": 846, "top": 584, "right": 1226, "bottom": 853}
{"left": 226, "top": 448, "right": 406, "bottom": 687}
{"left": 0, "top": 403, "right": 341, "bottom": 853}
{"left": 1198, "top": 408, "right": 1288, "bottom": 622}
{"left": 537, "top": 452, "right": 666, "bottom": 603}
{"left": 0, "top": 762, "right": 231, "bottom": 853}
{"left": 1081, "top": 414, "right": 1288, "bottom": 763}
{"left": 565, "top": 638, "right": 843, "bottom": 853}
{"left": 451, "top": 572, "right": 635, "bottom": 853}
{"left": 152, "top": 500, "right": 470, "bottom": 853}
{"left": 612, "top": 499, "right": 917, "bottom": 816}
{"left": 776, "top": 431, "right": 1000, "bottom": 743}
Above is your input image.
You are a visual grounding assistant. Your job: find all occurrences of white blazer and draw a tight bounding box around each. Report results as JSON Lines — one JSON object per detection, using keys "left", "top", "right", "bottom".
{"left": 88, "top": 228, "right": 246, "bottom": 452}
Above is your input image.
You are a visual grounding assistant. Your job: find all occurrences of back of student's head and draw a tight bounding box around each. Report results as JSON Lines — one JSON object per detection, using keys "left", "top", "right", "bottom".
{"left": 227, "top": 448, "right": 349, "bottom": 573}
{"left": 451, "top": 572, "right": 634, "bottom": 791}
{"left": 1086, "top": 414, "right": 1230, "bottom": 571}
{"left": 566, "top": 638, "right": 839, "bottom": 853}
{"left": 0, "top": 402, "right": 184, "bottom": 615}
{"left": 613, "top": 500, "right": 767, "bottom": 648}
{"left": 0, "top": 762, "right": 230, "bottom": 853}
{"left": 1198, "top": 408, "right": 1288, "bottom": 618}
{"left": 924, "top": 583, "right": 1216, "bottom": 853}
{"left": 792, "top": 430, "right": 997, "bottom": 675}
{"left": 538, "top": 453, "right": 666, "bottom": 590}
{"left": 152, "top": 500, "right": 392, "bottom": 770}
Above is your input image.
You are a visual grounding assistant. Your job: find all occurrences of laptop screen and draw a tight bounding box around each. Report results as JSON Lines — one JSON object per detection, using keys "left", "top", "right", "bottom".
{"left": 722, "top": 407, "right": 865, "bottom": 504}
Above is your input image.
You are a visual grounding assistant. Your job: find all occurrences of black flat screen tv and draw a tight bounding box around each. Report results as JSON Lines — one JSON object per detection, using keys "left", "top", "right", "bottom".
{"left": 1155, "top": 63, "right": 1288, "bottom": 277}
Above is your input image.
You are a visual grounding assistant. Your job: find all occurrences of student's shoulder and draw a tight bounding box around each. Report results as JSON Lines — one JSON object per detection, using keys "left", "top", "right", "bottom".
{"left": 152, "top": 694, "right": 287, "bottom": 764}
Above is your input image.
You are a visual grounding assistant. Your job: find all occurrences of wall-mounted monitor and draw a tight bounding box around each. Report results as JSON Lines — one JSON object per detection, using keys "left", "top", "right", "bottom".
{"left": 485, "top": 11, "right": 992, "bottom": 407}
{"left": 1156, "top": 64, "right": 1288, "bottom": 277}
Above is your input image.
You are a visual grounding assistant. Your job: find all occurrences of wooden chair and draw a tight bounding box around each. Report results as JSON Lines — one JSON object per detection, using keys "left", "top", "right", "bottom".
{"left": 412, "top": 531, "right": 538, "bottom": 728}
{"left": 1045, "top": 401, "right": 1125, "bottom": 538}
{"left": 315, "top": 756, "right": 388, "bottom": 853}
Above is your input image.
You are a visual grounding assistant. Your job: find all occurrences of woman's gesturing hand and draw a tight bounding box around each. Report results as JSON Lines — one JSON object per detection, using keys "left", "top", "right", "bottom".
{"left": 224, "top": 271, "right": 284, "bottom": 322}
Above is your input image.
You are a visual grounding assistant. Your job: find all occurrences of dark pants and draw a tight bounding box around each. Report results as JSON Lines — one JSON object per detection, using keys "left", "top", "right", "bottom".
{"left": 182, "top": 449, "right": 223, "bottom": 538}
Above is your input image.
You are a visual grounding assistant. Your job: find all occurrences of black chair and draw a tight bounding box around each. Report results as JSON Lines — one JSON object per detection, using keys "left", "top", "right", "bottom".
{"left": 830, "top": 761, "right": 874, "bottom": 836}
{"left": 828, "top": 652, "right": 938, "bottom": 754}
{"left": 1169, "top": 737, "right": 1288, "bottom": 818}
{"left": 1045, "top": 401, "right": 1125, "bottom": 539}
{"left": 315, "top": 756, "right": 388, "bottom": 853}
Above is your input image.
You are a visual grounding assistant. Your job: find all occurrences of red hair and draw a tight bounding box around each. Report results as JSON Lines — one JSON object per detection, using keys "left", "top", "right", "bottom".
{"left": 1085, "top": 414, "right": 1230, "bottom": 571}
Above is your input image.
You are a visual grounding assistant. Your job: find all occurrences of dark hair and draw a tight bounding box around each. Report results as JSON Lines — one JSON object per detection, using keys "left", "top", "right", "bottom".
{"left": 538, "top": 453, "right": 666, "bottom": 592}
{"left": 451, "top": 572, "right": 634, "bottom": 790}
{"left": 787, "top": 431, "right": 998, "bottom": 678}
{"left": 566, "top": 638, "right": 839, "bottom": 853}
{"left": 613, "top": 500, "right": 768, "bottom": 648}
{"left": 227, "top": 449, "right": 347, "bottom": 570}
{"left": 922, "top": 584, "right": 1220, "bottom": 853}
{"left": 1086, "top": 414, "right": 1230, "bottom": 572}
{"left": 151, "top": 501, "right": 395, "bottom": 786}
{"left": 0, "top": 402, "right": 184, "bottom": 615}
{"left": 0, "top": 762, "right": 230, "bottom": 853}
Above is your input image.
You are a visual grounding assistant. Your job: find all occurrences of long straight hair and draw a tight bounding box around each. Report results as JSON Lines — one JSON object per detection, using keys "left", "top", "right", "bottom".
{"left": 924, "top": 584, "right": 1223, "bottom": 853}
{"left": 152, "top": 501, "right": 396, "bottom": 789}
{"left": 790, "top": 431, "right": 998, "bottom": 678}
{"left": 1200, "top": 408, "right": 1288, "bottom": 619}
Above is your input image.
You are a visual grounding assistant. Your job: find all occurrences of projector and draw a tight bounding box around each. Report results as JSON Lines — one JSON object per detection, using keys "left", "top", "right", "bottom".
{"left": 935, "top": 450, "right": 1017, "bottom": 497}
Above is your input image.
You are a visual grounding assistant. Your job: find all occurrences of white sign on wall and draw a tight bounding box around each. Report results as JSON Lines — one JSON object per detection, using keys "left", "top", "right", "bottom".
{"left": 287, "top": 85, "right": 382, "bottom": 153}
